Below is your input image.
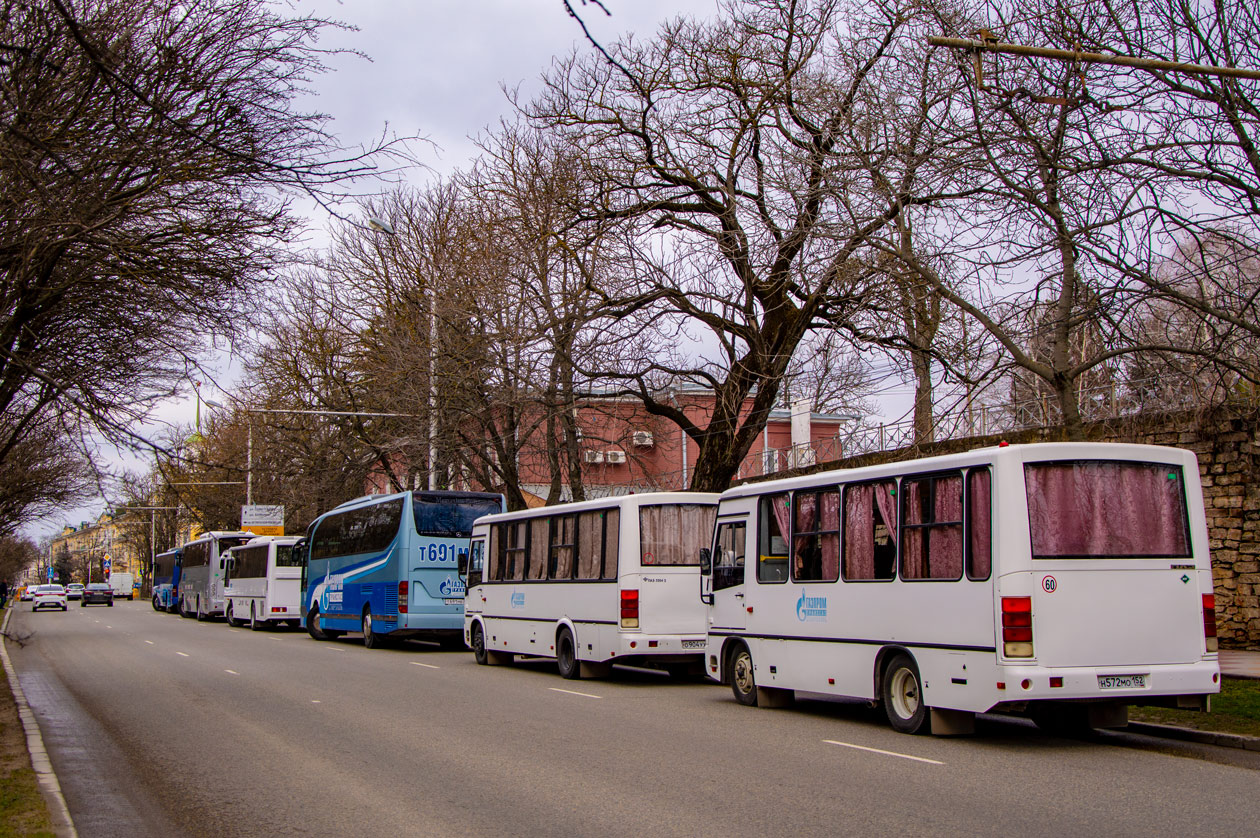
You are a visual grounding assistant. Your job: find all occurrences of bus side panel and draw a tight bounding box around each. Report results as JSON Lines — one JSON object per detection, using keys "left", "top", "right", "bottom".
{"left": 631, "top": 566, "right": 707, "bottom": 638}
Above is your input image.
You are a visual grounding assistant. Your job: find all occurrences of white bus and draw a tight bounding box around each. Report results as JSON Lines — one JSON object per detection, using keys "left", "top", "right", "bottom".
{"left": 224, "top": 536, "right": 304, "bottom": 630}
{"left": 464, "top": 493, "right": 718, "bottom": 679}
{"left": 701, "top": 442, "right": 1221, "bottom": 735}
{"left": 178, "top": 530, "right": 255, "bottom": 620}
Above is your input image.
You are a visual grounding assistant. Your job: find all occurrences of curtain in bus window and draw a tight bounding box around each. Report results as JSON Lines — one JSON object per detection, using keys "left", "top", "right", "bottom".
{"left": 550, "top": 516, "right": 575, "bottom": 580}
{"left": 793, "top": 492, "right": 818, "bottom": 580}
{"left": 1025, "top": 461, "right": 1191, "bottom": 557}
{"left": 967, "top": 469, "right": 992, "bottom": 579}
{"left": 576, "top": 511, "right": 604, "bottom": 579}
{"left": 843, "top": 484, "right": 875, "bottom": 580}
{"left": 930, "top": 475, "right": 964, "bottom": 579}
{"left": 758, "top": 493, "right": 790, "bottom": 583}
{"left": 602, "top": 509, "right": 620, "bottom": 579}
{"left": 506, "top": 523, "right": 527, "bottom": 581}
{"left": 639, "top": 504, "right": 714, "bottom": 567}
{"left": 527, "top": 518, "right": 549, "bottom": 580}
{"left": 820, "top": 491, "right": 840, "bottom": 580}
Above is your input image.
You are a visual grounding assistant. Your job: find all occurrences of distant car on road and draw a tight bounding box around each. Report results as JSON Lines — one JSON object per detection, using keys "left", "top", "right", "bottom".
{"left": 19, "top": 587, "right": 34, "bottom": 601}
{"left": 32, "top": 584, "right": 68, "bottom": 611}
{"left": 66, "top": 583, "right": 85, "bottom": 601}
{"left": 81, "top": 583, "right": 113, "bottom": 607}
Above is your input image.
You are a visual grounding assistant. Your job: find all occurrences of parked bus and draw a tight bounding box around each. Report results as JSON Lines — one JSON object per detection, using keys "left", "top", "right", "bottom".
{"left": 464, "top": 493, "right": 719, "bottom": 679}
{"left": 224, "top": 536, "right": 305, "bottom": 630}
{"left": 152, "top": 548, "right": 181, "bottom": 612}
{"left": 303, "top": 490, "right": 505, "bottom": 648}
{"left": 178, "top": 531, "right": 255, "bottom": 620}
{"left": 700, "top": 442, "right": 1221, "bottom": 735}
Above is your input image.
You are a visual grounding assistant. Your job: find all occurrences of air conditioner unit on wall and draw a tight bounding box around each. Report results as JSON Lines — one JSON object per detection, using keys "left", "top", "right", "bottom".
{"left": 632, "top": 430, "right": 654, "bottom": 447}
{"left": 583, "top": 450, "right": 605, "bottom": 464}
{"left": 605, "top": 450, "right": 627, "bottom": 464}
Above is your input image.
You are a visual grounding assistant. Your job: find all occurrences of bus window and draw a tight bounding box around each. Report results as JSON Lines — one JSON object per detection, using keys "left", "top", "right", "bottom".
{"left": 793, "top": 489, "right": 839, "bottom": 582}
{"left": 527, "top": 518, "right": 549, "bottom": 580}
{"left": 758, "top": 493, "right": 790, "bottom": 583}
{"left": 549, "top": 515, "right": 576, "bottom": 580}
{"left": 576, "top": 511, "right": 605, "bottom": 580}
{"left": 639, "top": 504, "right": 716, "bottom": 566}
{"left": 713, "top": 521, "right": 746, "bottom": 591}
{"left": 842, "top": 480, "right": 897, "bottom": 581}
{"left": 900, "top": 472, "right": 964, "bottom": 581}
{"left": 967, "top": 469, "right": 992, "bottom": 580}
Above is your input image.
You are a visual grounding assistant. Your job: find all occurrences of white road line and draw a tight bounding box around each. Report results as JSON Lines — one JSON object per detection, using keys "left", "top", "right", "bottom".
{"left": 105, "top": 626, "right": 112, "bottom": 629}
{"left": 823, "top": 740, "right": 944, "bottom": 765}
{"left": 176, "top": 652, "right": 190, "bottom": 658}
{"left": 145, "top": 641, "right": 155, "bottom": 645}
{"left": 224, "top": 670, "right": 239, "bottom": 675}
{"left": 549, "top": 687, "right": 602, "bottom": 699}
{"left": 410, "top": 662, "right": 440, "bottom": 670}
{"left": 311, "top": 700, "right": 322, "bottom": 704}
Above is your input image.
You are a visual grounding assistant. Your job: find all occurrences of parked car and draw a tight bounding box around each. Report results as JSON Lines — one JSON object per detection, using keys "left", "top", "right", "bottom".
{"left": 81, "top": 583, "right": 113, "bottom": 607}
{"left": 32, "top": 584, "right": 68, "bottom": 611}
{"left": 19, "top": 587, "right": 34, "bottom": 601}
{"left": 65, "top": 583, "right": 85, "bottom": 601}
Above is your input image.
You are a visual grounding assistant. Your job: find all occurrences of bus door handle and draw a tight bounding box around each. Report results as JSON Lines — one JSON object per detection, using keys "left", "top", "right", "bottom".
{"left": 734, "top": 592, "right": 744, "bottom": 599}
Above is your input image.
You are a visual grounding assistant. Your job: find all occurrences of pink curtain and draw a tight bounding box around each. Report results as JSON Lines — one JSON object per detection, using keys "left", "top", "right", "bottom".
{"left": 843, "top": 484, "right": 875, "bottom": 580}
{"left": 576, "top": 511, "right": 603, "bottom": 579}
{"left": 793, "top": 492, "right": 817, "bottom": 568}
{"left": 820, "top": 490, "right": 840, "bottom": 580}
{"left": 930, "top": 475, "right": 964, "bottom": 579}
{"left": 875, "top": 482, "right": 897, "bottom": 543}
{"left": 968, "top": 470, "right": 991, "bottom": 578}
{"left": 770, "top": 493, "right": 791, "bottom": 553}
{"left": 1026, "top": 462, "right": 1190, "bottom": 557}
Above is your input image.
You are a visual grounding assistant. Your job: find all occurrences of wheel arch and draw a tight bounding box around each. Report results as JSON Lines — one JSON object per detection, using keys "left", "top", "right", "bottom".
{"left": 873, "top": 645, "right": 916, "bottom": 699}
{"left": 554, "top": 617, "right": 578, "bottom": 657}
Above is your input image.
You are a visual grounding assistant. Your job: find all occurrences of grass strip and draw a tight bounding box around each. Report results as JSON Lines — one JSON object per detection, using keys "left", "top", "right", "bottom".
{"left": 1129, "top": 677, "right": 1260, "bottom": 738}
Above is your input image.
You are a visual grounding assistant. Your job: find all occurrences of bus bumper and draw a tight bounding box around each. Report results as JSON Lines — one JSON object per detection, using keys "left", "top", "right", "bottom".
{"left": 991, "top": 659, "right": 1220, "bottom": 707}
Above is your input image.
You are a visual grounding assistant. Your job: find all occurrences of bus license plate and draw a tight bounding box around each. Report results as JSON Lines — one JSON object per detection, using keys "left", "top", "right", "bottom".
{"left": 444, "top": 598, "right": 462, "bottom": 606}
{"left": 681, "top": 640, "right": 706, "bottom": 649}
{"left": 1098, "top": 674, "right": 1146, "bottom": 690}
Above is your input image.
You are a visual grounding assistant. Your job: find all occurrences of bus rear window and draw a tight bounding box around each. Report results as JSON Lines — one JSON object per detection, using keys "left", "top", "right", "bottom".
{"left": 1025, "top": 461, "right": 1191, "bottom": 558}
{"left": 413, "top": 495, "right": 502, "bottom": 537}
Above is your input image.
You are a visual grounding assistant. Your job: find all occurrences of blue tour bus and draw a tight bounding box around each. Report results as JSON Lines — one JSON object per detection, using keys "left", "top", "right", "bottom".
{"left": 151, "top": 548, "right": 181, "bottom": 613}
{"left": 303, "top": 489, "right": 505, "bottom": 648}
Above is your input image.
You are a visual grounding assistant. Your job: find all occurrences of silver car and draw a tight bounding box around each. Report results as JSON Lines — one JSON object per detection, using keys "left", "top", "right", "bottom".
{"left": 32, "top": 584, "right": 68, "bottom": 611}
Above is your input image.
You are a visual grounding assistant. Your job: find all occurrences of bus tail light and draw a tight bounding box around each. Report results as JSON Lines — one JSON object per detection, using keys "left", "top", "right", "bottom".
{"left": 399, "top": 581, "right": 409, "bottom": 614}
{"left": 1001, "top": 596, "right": 1033, "bottom": 658}
{"left": 620, "top": 589, "right": 639, "bottom": 629}
{"left": 1203, "top": 593, "right": 1218, "bottom": 652}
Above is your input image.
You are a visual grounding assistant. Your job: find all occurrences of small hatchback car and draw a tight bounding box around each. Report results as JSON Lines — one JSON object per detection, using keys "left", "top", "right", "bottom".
{"left": 65, "top": 583, "right": 85, "bottom": 600}
{"left": 32, "top": 584, "right": 68, "bottom": 611}
{"left": 81, "top": 583, "right": 113, "bottom": 607}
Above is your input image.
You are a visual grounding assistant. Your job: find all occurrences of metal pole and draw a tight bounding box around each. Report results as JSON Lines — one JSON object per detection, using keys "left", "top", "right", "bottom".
{"left": 246, "top": 420, "right": 253, "bottom": 507}
{"left": 928, "top": 36, "right": 1260, "bottom": 81}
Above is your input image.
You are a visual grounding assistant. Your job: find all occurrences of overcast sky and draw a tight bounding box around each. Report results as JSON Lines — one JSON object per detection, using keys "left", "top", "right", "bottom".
{"left": 42, "top": 0, "right": 721, "bottom": 538}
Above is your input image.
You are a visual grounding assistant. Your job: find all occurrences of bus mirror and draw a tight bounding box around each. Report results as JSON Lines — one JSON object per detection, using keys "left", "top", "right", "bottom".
{"left": 457, "top": 549, "right": 468, "bottom": 576}
{"left": 699, "top": 547, "right": 712, "bottom": 575}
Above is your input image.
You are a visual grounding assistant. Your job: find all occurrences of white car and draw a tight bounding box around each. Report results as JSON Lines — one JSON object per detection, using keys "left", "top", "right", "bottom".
{"left": 32, "top": 584, "right": 68, "bottom": 611}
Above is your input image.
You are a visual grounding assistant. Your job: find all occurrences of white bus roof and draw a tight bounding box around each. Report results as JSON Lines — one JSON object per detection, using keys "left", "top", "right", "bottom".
{"left": 472, "top": 491, "right": 719, "bottom": 528}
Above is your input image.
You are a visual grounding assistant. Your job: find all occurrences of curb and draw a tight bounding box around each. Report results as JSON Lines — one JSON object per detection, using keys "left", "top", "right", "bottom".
{"left": 1, "top": 605, "right": 79, "bottom": 838}
{"left": 1127, "top": 720, "right": 1260, "bottom": 752}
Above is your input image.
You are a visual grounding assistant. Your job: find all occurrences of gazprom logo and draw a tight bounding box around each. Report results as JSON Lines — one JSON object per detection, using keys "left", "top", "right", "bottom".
{"left": 510, "top": 591, "right": 526, "bottom": 609}
{"left": 438, "top": 575, "right": 465, "bottom": 596}
{"left": 797, "top": 590, "right": 827, "bottom": 622}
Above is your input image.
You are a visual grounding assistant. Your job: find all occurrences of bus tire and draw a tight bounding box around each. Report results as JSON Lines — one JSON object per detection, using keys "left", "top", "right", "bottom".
{"left": 362, "top": 610, "right": 383, "bottom": 649}
{"left": 250, "top": 604, "right": 263, "bottom": 632}
{"left": 225, "top": 602, "right": 240, "bottom": 627}
{"left": 556, "top": 627, "right": 580, "bottom": 680}
{"left": 195, "top": 598, "right": 208, "bottom": 621}
{"left": 729, "top": 643, "right": 758, "bottom": 707}
{"left": 152, "top": 596, "right": 161, "bottom": 612}
{"left": 307, "top": 607, "right": 328, "bottom": 641}
{"left": 882, "top": 653, "right": 930, "bottom": 735}
{"left": 471, "top": 622, "right": 488, "bottom": 665}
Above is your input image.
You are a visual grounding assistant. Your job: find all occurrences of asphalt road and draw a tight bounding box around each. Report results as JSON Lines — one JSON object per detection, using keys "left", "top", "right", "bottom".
{"left": 7, "top": 600, "right": 1260, "bottom": 838}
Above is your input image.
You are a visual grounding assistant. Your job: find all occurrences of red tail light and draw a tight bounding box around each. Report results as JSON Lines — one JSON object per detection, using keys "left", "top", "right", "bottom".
{"left": 1001, "top": 596, "right": 1033, "bottom": 657}
{"left": 620, "top": 589, "right": 639, "bottom": 629}
{"left": 399, "top": 581, "right": 409, "bottom": 614}
{"left": 1203, "top": 593, "right": 1217, "bottom": 652}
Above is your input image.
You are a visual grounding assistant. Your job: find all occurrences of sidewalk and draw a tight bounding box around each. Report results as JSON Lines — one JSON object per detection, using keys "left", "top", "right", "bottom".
{"left": 1219, "top": 649, "right": 1260, "bottom": 679}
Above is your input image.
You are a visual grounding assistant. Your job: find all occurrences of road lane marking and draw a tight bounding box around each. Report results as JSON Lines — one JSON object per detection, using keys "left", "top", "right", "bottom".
{"left": 549, "top": 688, "right": 601, "bottom": 699}
{"left": 225, "top": 670, "right": 239, "bottom": 675}
{"left": 105, "top": 626, "right": 112, "bottom": 629}
{"left": 145, "top": 641, "right": 154, "bottom": 645}
{"left": 410, "top": 662, "right": 440, "bottom": 669}
{"left": 823, "top": 740, "right": 944, "bottom": 765}
{"left": 311, "top": 700, "right": 321, "bottom": 704}
{"left": 176, "top": 652, "right": 190, "bottom": 658}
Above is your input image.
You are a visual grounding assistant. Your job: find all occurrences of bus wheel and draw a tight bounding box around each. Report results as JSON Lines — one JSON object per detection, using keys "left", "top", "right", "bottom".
{"left": 152, "top": 596, "right": 161, "bottom": 612}
{"left": 195, "top": 598, "right": 208, "bottom": 621}
{"left": 250, "top": 604, "right": 263, "bottom": 632}
{"left": 556, "top": 628, "right": 580, "bottom": 680}
{"left": 307, "top": 607, "right": 328, "bottom": 641}
{"left": 362, "top": 610, "right": 382, "bottom": 649}
{"left": 882, "top": 653, "right": 930, "bottom": 735}
{"left": 225, "top": 603, "right": 239, "bottom": 627}
{"left": 729, "top": 643, "right": 758, "bottom": 707}
{"left": 471, "top": 622, "right": 488, "bottom": 665}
